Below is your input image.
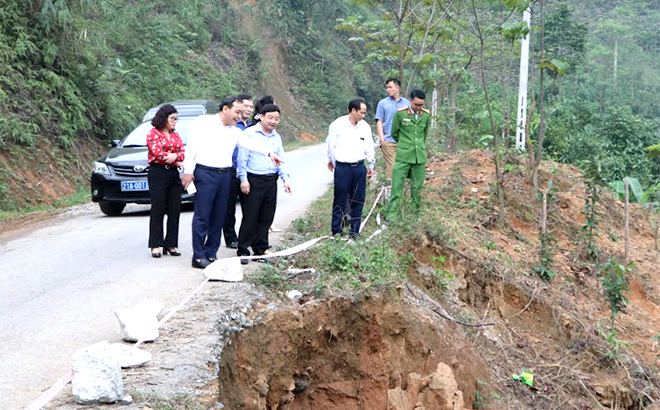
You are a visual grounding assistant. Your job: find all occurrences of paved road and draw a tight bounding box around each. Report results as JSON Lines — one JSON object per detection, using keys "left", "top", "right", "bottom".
{"left": 0, "top": 143, "right": 332, "bottom": 409}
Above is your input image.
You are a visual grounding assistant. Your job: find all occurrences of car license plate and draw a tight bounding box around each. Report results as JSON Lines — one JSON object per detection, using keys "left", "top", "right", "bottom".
{"left": 121, "top": 181, "right": 149, "bottom": 191}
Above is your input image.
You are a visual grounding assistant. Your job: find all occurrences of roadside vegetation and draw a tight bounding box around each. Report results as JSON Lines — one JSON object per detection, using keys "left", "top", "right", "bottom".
{"left": 0, "top": 0, "right": 384, "bottom": 212}
{"left": 250, "top": 148, "right": 660, "bottom": 408}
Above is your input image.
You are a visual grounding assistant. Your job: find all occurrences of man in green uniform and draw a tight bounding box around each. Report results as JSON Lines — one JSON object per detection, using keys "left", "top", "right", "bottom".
{"left": 386, "top": 89, "right": 431, "bottom": 222}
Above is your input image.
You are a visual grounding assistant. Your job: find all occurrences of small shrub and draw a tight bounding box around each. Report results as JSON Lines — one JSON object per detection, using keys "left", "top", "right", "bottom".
{"left": 602, "top": 258, "right": 633, "bottom": 319}
{"left": 533, "top": 181, "right": 558, "bottom": 281}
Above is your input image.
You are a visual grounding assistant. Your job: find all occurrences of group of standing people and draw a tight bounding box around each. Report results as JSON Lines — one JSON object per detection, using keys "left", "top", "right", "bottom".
{"left": 145, "top": 76, "right": 432, "bottom": 266}
{"left": 326, "top": 77, "right": 431, "bottom": 238}
{"left": 146, "top": 94, "right": 288, "bottom": 268}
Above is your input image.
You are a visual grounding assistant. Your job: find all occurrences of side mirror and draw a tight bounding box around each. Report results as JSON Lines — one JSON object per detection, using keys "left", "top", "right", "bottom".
{"left": 110, "top": 140, "right": 120, "bottom": 147}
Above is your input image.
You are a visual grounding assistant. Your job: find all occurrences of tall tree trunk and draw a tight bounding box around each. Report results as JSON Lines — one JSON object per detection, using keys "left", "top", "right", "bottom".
{"left": 469, "top": 0, "right": 505, "bottom": 214}
{"left": 502, "top": 42, "right": 512, "bottom": 147}
{"left": 397, "top": 0, "right": 406, "bottom": 91}
{"left": 480, "top": 39, "right": 505, "bottom": 215}
{"left": 449, "top": 75, "right": 458, "bottom": 153}
{"left": 532, "top": 0, "right": 546, "bottom": 190}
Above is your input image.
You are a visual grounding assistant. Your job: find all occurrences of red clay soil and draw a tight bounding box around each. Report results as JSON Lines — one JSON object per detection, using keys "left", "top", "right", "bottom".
{"left": 217, "top": 149, "right": 660, "bottom": 410}
{"left": 297, "top": 132, "right": 319, "bottom": 143}
{"left": 417, "top": 150, "right": 660, "bottom": 409}
{"left": 0, "top": 138, "right": 104, "bottom": 234}
{"left": 218, "top": 296, "right": 486, "bottom": 410}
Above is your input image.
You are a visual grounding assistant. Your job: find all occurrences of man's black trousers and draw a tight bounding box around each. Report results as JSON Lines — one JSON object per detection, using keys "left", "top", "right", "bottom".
{"left": 192, "top": 166, "right": 231, "bottom": 261}
{"left": 147, "top": 164, "right": 182, "bottom": 248}
{"left": 332, "top": 162, "right": 366, "bottom": 237}
{"left": 237, "top": 173, "right": 278, "bottom": 256}
{"left": 222, "top": 172, "right": 242, "bottom": 245}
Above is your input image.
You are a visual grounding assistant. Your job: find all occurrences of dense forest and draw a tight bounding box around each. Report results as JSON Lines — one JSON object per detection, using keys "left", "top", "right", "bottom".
{"left": 0, "top": 0, "right": 658, "bottom": 211}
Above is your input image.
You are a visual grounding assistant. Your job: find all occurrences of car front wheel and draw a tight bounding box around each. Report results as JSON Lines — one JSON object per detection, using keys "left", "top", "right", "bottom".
{"left": 99, "top": 201, "right": 126, "bottom": 216}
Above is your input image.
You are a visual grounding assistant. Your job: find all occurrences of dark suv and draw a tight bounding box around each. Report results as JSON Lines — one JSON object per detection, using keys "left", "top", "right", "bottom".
{"left": 90, "top": 100, "right": 218, "bottom": 216}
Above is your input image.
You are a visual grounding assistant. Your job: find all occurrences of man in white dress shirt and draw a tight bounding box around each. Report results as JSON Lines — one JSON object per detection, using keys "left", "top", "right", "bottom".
{"left": 326, "top": 98, "right": 375, "bottom": 238}
{"left": 182, "top": 96, "right": 283, "bottom": 269}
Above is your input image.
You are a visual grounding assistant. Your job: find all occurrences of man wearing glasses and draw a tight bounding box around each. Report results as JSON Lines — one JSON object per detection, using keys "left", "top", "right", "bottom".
{"left": 223, "top": 93, "right": 254, "bottom": 250}
{"left": 182, "top": 96, "right": 283, "bottom": 269}
{"left": 386, "top": 89, "right": 431, "bottom": 223}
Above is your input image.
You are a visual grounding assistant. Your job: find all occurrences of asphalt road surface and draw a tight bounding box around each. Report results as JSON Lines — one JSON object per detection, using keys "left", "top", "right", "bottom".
{"left": 0, "top": 143, "right": 332, "bottom": 409}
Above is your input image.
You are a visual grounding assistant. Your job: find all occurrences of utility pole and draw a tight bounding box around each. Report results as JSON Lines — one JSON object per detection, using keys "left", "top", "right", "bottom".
{"left": 515, "top": 7, "right": 532, "bottom": 150}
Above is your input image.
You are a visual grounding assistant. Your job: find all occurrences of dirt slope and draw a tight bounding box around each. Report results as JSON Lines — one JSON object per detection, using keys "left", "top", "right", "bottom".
{"left": 412, "top": 150, "right": 660, "bottom": 409}
{"left": 216, "top": 150, "right": 660, "bottom": 410}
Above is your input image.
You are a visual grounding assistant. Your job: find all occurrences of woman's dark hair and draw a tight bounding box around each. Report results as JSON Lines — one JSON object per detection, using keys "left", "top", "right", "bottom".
{"left": 260, "top": 104, "right": 280, "bottom": 116}
{"left": 348, "top": 98, "right": 366, "bottom": 113}
{"left": 252, "top": 95, "right": 275, "bottom": 123}
{"left": 410, "top": 89, "right": 426, "bottom": 100}
{"left": 151, "top": 104, "right": 178, "bottom": 130}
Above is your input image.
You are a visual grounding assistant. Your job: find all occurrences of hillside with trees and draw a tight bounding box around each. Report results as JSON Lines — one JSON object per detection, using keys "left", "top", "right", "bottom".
{"left": 0, "top": 0, "right": 384, "bottom": 212}
{"left": 4, "top": 1, "right": 660, "bottom": 409}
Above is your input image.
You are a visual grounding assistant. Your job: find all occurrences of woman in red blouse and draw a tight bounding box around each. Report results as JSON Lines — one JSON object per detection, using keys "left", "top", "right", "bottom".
{"left": 146, "top": 104, "right": 185, "bottom": 258}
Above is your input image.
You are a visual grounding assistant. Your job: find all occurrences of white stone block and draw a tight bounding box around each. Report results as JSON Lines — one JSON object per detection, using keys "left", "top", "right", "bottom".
{"left": 114, "top": 308, "right": 159, "bottom": 342}
{"left": 109, "top": 343, "right": 152, "bottom": 368}
{"left": 72, "top": 341, "right": 124, "bottom": 404}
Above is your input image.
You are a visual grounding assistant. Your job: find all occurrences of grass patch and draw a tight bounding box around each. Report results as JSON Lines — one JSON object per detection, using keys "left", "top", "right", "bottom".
{"left": 0, "top": 185, "right": 90, "bottom": 221}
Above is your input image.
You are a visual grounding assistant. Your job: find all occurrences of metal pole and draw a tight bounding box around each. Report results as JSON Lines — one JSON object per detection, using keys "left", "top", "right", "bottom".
{"left": 515, "top": 7, "right": 532, "bottom": 150}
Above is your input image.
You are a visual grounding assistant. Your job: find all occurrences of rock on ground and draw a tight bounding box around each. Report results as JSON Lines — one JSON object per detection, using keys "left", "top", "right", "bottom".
{"left": 72, "top": 341, "right": 124, "bottom": 404}
{"left": 203, "top": 257, "right": 243, "bottom": 282}
{"left": 109, "top": 343, "right": 152, "bottom": 368}
{"left": 114, "top": 308, "right": 159, "bottom": 342}
{"left": 387, "top": 362, "right": 465, "bottom": 410}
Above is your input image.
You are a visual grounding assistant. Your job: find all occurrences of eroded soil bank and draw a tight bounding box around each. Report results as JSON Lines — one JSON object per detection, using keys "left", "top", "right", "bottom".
{"left": 217, "top": 295, "right": 488, "bottom": 410}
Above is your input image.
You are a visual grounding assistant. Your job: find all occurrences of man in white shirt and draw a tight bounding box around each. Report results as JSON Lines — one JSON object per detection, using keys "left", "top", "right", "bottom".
{"left": 182, "top": 96, "right": 283, "bottom": 269}
{"left": 326, "top": 98, "right": 375, "bottom": 238}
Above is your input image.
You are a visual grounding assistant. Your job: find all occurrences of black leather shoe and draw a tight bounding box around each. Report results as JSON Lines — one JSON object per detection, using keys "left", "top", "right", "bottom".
{"left": 208, "top": 256, "right": 217, "bottom": 262}
{"left": 151, "top": 248, "right": 161, "bottom": 258}
{"left": 240, "top": 258, "right": 249, "bottom": 265}
{"left": 164, "top": 248, "right": 181, "bottom": 256}
{"left": 227, "top": 241, "right": 239, "bottom": 249}
{"left": 191, "top": 258, "right": 211, "bottom": 269}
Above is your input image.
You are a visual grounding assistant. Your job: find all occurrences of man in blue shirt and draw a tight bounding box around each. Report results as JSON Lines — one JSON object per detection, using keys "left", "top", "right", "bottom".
{"left": 375, "top": 77, "right": 409, "bottom": 179}
{"left": 223, "top": 93, "right": 254, "bottom": 249}
{"left": 236, "top": 104, "right": 292, "bottom": 264}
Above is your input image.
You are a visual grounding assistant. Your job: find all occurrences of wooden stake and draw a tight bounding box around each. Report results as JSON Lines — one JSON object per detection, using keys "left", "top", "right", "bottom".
{"left": 624, "top": 178, "right": 630, "bottom": 262}
{"left": 652, "top": 203, "right": 658, "bottom": 252}
{"left": 656, "top": 192, "right": 660, "bottom": 252}
{"left": 542, "top": 191, "right": 548, "bottom": 235}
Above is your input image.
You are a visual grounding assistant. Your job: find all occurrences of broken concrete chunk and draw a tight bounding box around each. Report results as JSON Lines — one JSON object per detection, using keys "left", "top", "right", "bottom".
{"left": 114, "top": 308, "right": 159, "bottom": 342}
{"left": 204, "top": 257, "right": 244, "bottom": 282}
{"left": 109, "top": 343, "right": 152, "bottom": 368}
{"left": 72, "top": 340, "right": 124, "bottom": 404}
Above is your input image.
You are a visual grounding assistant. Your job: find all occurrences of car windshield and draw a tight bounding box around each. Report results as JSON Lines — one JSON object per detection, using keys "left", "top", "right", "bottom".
{"left": 120, "top": 117, "right": 196, "bottom": 146}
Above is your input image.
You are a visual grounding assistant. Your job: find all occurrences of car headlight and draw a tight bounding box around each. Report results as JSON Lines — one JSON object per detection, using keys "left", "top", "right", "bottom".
{"left": 93, "top": 161, "right": 111, "bottom": 175}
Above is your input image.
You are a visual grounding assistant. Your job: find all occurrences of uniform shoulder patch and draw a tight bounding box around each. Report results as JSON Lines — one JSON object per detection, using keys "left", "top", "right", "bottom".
{"left": 421, "top": 108, "right": 430, "bottom": 114}
{"left": 397, "top": 106, "right": 408, "bottom": 111}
